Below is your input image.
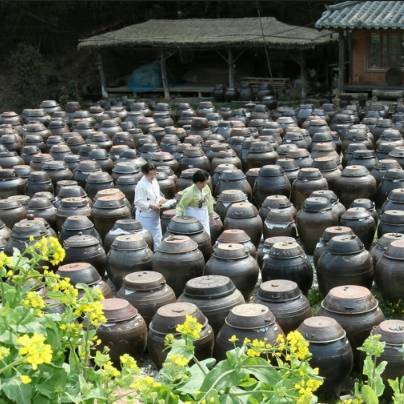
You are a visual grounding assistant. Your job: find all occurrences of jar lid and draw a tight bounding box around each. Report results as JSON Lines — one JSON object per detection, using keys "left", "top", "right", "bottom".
{"left": 303, "top": 197, "right": 331, "bottom": 212}
{"left": 123, "top": 271, "right": 166, "bottom": 291}
{"left": 351, "top": 199, "right": 375, "bottom": 210}
{"left": 86, "top": 172, "right": 113, "bottom": 184}
{"left": 116, "top": 175, "right": 138, "bottom": 185}
{"left": 77, "top": 160, "right": 99, "bottom": 172}
{"left": 269, "top": 241, "right": 304, "bottom": 259}
{"left": 298, "top": 316, "right": 346, "bottom": 343}
{"left": 217, "top": 189, "right": 248, "bottom": 203}
{"left": 57, "top": 262, "right": 101, "bottom": 285}
{"left": 150, "top": 302, "right": 207, "bottom": 334}
{"left": 384, "top": 169, "right": 404, "bottom": 180}
{"left": 0, "top": 168, "right": 16, "bottom": 180}
{"left": 62, "top": 215, "right": 94, "bottom": 231}
{"left": 388, "top": 188, "right": 404, "bottom": 203}
{"left": 58, "top": 186, "right": 86, "bottom": 199}
{"left": 321, "top": 285, "right": 378, "bottom": 314}
{"left": 259, "top": 165, "right": 284, "bottom": 177}
{"left": 262, "top": 195, "right": 292, "bottom": 209}
{"left": 342, "top": 165, "right": 370, "bottom": 177}
{"left": 102, "top": 298, "right": 139, "bottom": 322}
{"left": 61, "top": 197, "right": 88, "bottom": 208}
{"left": 157, "top": 235, "right": 198, "bottom": 254}
{"left": 266, "top": 209, "right": 295, "bottom": 224}
{"left": 289, "top": 148, "right": 310, "bottom": 159}
{"left": 384, "top": 239, "right": 404, "bottom": 260}
{"left": 311, "top": 190, "right": 337, "bottom": 204}
{"left": 352, "top": 149, "right": 375, "bottom": 159}
{"left": 27, "top": 197, "right": 52, "bottom": 210}
{"left": 64, "top": 234, "right": 99, "bottom": 248}
{"left": 257, "top": 279, "right": 301, "bottom": 302}
{"left": 112, "top": 162, "right": 138, "bottom": 175}
{"left": 217, "top": 229, "right": 251, "bottom": 244}
{"left": 371, "top": 320, "right": 404, "bottom": 346}
{"left": 112, "top": 234, "right": 147, "bottom": 251}
{"left": 341, "top": 207, "right": 371, "bottom": 221}
{"left": 227, "top": 202, "right": 258, "bottom": 219}
{"left": 327, "top": 234, "right": 364, "bottom": 254}
{"left": 263, "top": 236, "right": 296, "bottom": 249}
{"left": 375, "top": 233, "right": 404, "bottom": 250}
{"left": 277, "top": 158, "right": 299, "bottom": 171}
{"left": 219, "top": 169, "right": 246, "bottom": 181}
{"left": 381, "top": 210, "right": 404, "bottom": 225}
{"left": 297, "top": 167, "right": 322, "bottom": 180}
{"left": 321, "top": 226, "right": 353, "bottom": 243}
{"left": 0, "top": 198, "right": 21, "bottom": 209}
{"left": 184, "top": 147, "right": 204, "bottom": 157}
{"left": 183, "top": 275, "right": 236, "bottom": 299}
{"left": 375, "top": 159, "right": 399, "bottom": 171}
{"left": 213, "top": 243, "right": 248, "bottom": 260}
{"left": 29, "top": 171, "right": 50, "bottom": 182}
{"left": 113, "top": 218, "right": 142, "bottom": 232}
{"left": 225, "top": 303, "right": 276, "bottom": 330}
{"left": 167, "top": 216, "right": 204, "bottom": 235}
{"left": 93, "top": 194, "right": 125, "bottom": 209}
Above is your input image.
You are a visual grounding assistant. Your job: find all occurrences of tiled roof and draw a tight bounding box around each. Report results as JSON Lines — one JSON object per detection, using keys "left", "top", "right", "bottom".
{"left": 316, "top": 1, "right": 404, "bottom": 30}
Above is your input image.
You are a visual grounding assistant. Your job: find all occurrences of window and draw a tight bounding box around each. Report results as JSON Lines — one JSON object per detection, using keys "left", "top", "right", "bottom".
{"left": 368, "top": 32, "right": 404, "bottom": 69}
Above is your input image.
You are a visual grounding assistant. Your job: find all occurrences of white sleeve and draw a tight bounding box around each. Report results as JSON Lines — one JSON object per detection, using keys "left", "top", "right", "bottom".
{"left": 134, "top": 183, "right": 150, "bottom": 210}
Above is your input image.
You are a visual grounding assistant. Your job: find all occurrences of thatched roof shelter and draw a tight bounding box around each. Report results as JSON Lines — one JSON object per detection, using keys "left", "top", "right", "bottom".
{"left": 78, "top": 17, "right": 335, "bottom": 50}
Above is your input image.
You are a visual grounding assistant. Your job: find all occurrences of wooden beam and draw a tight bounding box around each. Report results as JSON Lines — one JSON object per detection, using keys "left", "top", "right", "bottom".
{"left": 298, "top": 51, "right": 307, "bottom": 100}
{"left": 338, "top": 31, "right": 345, "bottom": 93}
{"left": 228, "top": 48, "right": 235, "bottom": 89}
{"left": 96, "top": 52, "right": 108, "bottom": 98}
{"left": 160, "top": 51, "right": 170, "bottom": 100}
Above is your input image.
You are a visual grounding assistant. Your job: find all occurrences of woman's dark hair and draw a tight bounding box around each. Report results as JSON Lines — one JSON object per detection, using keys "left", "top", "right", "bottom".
{"left": 141, "top": 162, "right": 156, "bottom": 174}
{"left": 192, "top": 170, "right": 209, "bottom": 184}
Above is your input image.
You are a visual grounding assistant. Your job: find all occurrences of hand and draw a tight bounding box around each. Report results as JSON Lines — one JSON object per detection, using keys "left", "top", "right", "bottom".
{"left": 150, "top": 204, "right": 160, "bottom": 212}
{"left": 159, "top": 197, "right": 166, "bottom": 205}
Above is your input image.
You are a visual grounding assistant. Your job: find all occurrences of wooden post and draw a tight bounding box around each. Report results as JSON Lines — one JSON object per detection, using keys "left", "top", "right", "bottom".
{"left": 96, "top": 52, "right": 108, "bottom": 98}
{"left": 160, "top": 52, "right": 170, "bottom": 100}
{"left": 227, "top": 48, "right": 235, "bottom": 89}
{"left": 298, "top": 51, "right": 307, "bottom": 100}
{"left": 338, "top": 31, "right": 345, "bottom": 94}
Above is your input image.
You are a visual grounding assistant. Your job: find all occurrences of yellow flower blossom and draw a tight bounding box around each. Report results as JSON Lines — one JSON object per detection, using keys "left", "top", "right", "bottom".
{"left": 287, "top": 331, "right": 310, "bottom": 360}
{"left": 23, "top": 291, "right": 45, "bottom": 310}
{"left": 243, "top": 338, "right": 251, "bottom": 345}
{"left": 75, "top": 301, "right": 106, "bottom": 327}
{"left": 246, "top": 348, "right": 260, "bottom": 358}
{"left": 166, "top": 353, "right": 189, "bottom": 367}
{"left": 20, "top": 375, "right": 32, "bottom": 384}
{"left": 0, "top": 346, "right": 10, "bottom": 361}
{"left": 228, "top": 335, "right": 239, "bottom": 344}
{"left": 131, "top": 375, "right": 161, "bottom": 392}
{"left": 17, "top": 333, "right": 52, "bottom": 370}
{"left": 120, "top": 354, "right": 139, "bottom": 371}
{"left": 0, "top": 252, "right": 12, "bottom": 269}
{"left": 176, "top": 315, "right": 202, "bottom": 340}
{"left": 102, "top": 361, "right": 120, "bottom": 378}
{"left": 33, "top": 237, "right": 65, "bottom": 265}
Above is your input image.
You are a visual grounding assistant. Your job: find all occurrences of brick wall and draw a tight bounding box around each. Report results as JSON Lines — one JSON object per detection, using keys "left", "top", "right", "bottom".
{"left": 351, "top": 29, "right": 404, "bottom": 85}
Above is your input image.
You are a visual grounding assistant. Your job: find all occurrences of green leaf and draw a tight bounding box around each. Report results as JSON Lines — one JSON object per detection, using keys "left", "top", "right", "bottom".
{"left": 2, "top": 378, "right": 32, "bottom": 404}
{"left": 361, "top": 385, "right": 379, "bottom": 404}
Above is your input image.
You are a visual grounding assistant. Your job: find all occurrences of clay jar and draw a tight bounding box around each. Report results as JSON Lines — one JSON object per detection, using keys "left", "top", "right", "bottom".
{"left": 253, "top": 165, "right": 291, "bottom": 207}
{"left": 57, "top": 262, "right": 112, "bottom": 298}
{"left": 259, "top": 194, "right": 296, "bottom": 222}
{"left": 165, "top": 216, "right": 212, "bottom": 261}
{"left": 152, "top": 235, "right": 205, "bottom": 296}
{"left": 117, "top": 271, "right": 176, "bottom": 325}
{"left": 107, "top": 234, "right": 153, "bottom": 289}
{"left": 97, "top": 298, "right": 147, "bottom": 366}
{"left": 298, "top": 316, "right": 353, "bottom": 401}
{"left": 91, "top": 194, "right": 132, "bottom": 240}
{"left": 214, "top": 169, "right": 252, "bottom": 200}
{"left": 215, "top": 303, "right": 283, "bottom": 360}
{"left": 0, "top": 168, "right": 25, "bottom": 198}
{"left": 382, "top": 187, "right": 404, "bottom": 212}
{"left": 291, "top": 168, "right": 328, "bottom": 209}
{"left": 375, "top": 239, "right": 404, "bottom": 301}
{"left": 148, "top": 302, "right": 214, "bottom": 368}
{"left": 215, "top": 189, "right": 248, "bottom": 221}
{"left": 319, "top": 285, "right": 384, "bottom": 360}
{"left": 85, "top": 172, "right": 114, "bottom": 200}
{"left": 26, "top": 196, "right": 57, "bottom": 230}
{"left": 351, "top": 198, "right": 378, "bottom": 225}
{"left": 336, "top": 165, "right": 377, "bottom": 208}
{"left": 296, "top": 197, "right": 339, "bottom": 255}
{"left": 262, "top": 240, "right": 313, "bottom": 294}
{"left": 246, "top": 141, "right": 278, "bottom": 170}
{"left": 256, "top": 280, "right": 311, "bottom": 334}
{"left": 178, "top": 275, "right": 245, "bottom": 333}
{"left": 371, "top": 320, "right": 404, "bottom": 381}
{"left": 56, "top": 197, "right": 91, "bottom": 230}
{"left": 378, "top": 210, "right": 404, "bottom": 237}
{"left": 216, "top": 229, "right": 256, "bottom": 257}
{"left": 317, "top": 235, "right": 373, "bottom": 295}
{"left": 313, "top": 226, "right": 354, "bottom": 265}
{"left": 59, "top": 215, "right": 101, "bottom": 243}
{"left": 263, "top": 209, "right": 298, "bottom": 240}
{"left": 209, "top": 211, "right": 223, "bottom": 244}
{"left": 376, "top": 169, "right": 404, "bottom": 208}
{"left": 339, "top": 207, "right": 376, "bottom": 249}
{"left": 313, "top": 156, "right": 342, "bottom": 192}
{"left": 0, "top": 198, "right": 26, "bottom": 228}
{"left": 205, "top": 243, "right": 259, "bottom": 300}
{"left": 26, "top": 171, "right": 54, "bottom": 197}
{"left": 224, "top": 202, "right": 262, "bottom": 247}
{"left": 257, "top": 236, "right": 295, "bottom": 269}
{"left": 310, "top": 189, "right": 346, "bottom": 219}
{"left": 370, "top": 232, "right": 404, "bottom": 266}
{"left": 63, "top": 234, "right": 107, "bottom": 277}
{"left": 104, "top": 218, "right": 153, "bottom": 252}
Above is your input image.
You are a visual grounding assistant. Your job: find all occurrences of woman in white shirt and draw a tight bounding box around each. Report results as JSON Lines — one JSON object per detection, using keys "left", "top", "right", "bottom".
{"left": 134, "top": 163, "right": 165, "bottom": 249}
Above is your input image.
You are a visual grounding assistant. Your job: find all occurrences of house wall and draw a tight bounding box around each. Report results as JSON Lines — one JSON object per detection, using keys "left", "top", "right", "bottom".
{"left": 351, "top": 29, "right": 404, "bottom": 85}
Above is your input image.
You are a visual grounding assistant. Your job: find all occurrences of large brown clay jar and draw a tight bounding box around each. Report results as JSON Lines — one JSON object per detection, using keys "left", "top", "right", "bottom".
{"left": 117, "top": 271, "right": 176, "bottom": 325}
{"left": 0, "top": 198, "right": 26, "bottom": 228}
{"left": 216, "top": 229, "right": 256, "bottom": 257}
{"left": 215, "top": 189, "right": 248, "bottom": 221}
{"left": 370, "top": 232, "right": 404, "bottom": 266}
{"left": 378, "top": 210, "right": 404, "bottom": 237}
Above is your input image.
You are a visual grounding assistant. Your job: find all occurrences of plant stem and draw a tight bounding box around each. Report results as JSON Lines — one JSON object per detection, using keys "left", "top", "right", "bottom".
{"left": 199, "top": 369, "right": 235, "bottom": 401}
{"left": 0, "top": 358, "right": 24, "bottom": 375}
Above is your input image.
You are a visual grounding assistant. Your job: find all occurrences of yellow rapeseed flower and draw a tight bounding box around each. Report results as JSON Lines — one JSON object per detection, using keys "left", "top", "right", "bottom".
{"left": 176, "top": 315, "right": 202, "bottom": 340}
{"left": 17, "top": 333, "right": 52, "bottom": 370}
{"left": 246, "top": 348, "right": 260, "bottom": 358}
{"left": 75, "top": 301, "right": 106, "bottom": 327}
{"left": 102, "top": 361, "right": 120, "bottom": 378}
{"left": 23, "top": 291, "right": 45, "bottom": 310}
{"left": 33, "top": 237, "right": 65, "bottom": 265}
{"left": 228, "top": 335, "right": 239, "bottom": 344}
{"left": 167, "top": 353, "right": 189, "bottom": 367}
{"left": 0, "top": 252, "right": 12, "bottom": 269}
{"left": 131, "top": 375, "right": 161, "bottom": 392}
{"left": 287, "top": 331, "right": 310, "bottom": 360}
{"left": 120, "top": 354, "right": 139, "bottom": 371}
{"left": 20, "top": 375, "right": 31, "bottom": 384}
{"left": 0, "top": 346, "right": 10, "bottom": 361}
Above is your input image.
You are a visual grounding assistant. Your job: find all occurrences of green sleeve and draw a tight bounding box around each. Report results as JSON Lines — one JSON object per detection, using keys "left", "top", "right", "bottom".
{"left": 176, "top": 187, "right": 193, "bottom": 216}
{"left": 207, "top": 187, "right": 215, "bottom": 215}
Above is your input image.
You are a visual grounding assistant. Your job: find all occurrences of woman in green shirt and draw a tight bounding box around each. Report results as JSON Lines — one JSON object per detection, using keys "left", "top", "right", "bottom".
{"left": 176, "top": 170, "right": 214, "bottom": 236}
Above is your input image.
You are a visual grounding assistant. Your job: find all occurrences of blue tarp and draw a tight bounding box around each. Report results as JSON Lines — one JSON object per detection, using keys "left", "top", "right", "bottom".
{"left": 128, "top": 61, "right": 162, "bottom": 92}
